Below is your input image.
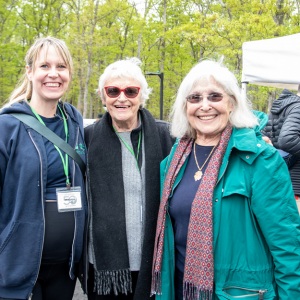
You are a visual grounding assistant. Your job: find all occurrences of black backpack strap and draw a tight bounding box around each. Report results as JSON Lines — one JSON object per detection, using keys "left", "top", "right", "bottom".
{"left": 11, "top": 113, "right": 86, "bottom": 174}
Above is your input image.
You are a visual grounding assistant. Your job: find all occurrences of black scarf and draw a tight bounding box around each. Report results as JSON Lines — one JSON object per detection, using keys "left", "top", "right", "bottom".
{"left": 86, "top": 108, "right": 167, "bottom": 299}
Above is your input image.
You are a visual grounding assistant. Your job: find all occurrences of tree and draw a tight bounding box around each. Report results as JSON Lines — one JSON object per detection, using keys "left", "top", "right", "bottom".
{"left": 0, "top": 0, "right": 299, "bottom": 115}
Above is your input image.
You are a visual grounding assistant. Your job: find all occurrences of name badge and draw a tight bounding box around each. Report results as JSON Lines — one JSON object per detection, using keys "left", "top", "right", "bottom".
{"left": 56, "top": 186, "right": 83, "bottom": 212}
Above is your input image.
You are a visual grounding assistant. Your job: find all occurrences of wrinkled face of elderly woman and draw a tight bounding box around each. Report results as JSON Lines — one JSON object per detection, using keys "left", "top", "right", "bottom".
{"left": 186, "top": 77, "right": 233, "bottom": 145}
{"left": 103, "top": 77, "right": 142, "bottom": 132}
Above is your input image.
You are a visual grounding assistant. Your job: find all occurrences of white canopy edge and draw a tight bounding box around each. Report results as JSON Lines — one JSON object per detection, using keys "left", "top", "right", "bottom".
{"left": 242, "top": 33, "right": 300, "bottom": 92}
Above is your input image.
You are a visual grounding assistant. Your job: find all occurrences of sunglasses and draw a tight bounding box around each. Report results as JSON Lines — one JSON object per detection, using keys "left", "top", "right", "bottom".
{"left": 186, "top": 92, "right": 223, "bottom": 103}
{"left": 104, "top": 86, "right": 140, "bottom": 98}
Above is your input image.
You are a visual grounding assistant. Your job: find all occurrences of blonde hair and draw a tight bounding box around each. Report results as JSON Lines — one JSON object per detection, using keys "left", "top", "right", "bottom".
{"left": 7, "top": 36, "right": 73, "bottom": 105}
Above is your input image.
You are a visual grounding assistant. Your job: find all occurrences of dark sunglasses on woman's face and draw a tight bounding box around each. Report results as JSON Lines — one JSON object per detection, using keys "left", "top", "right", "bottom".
{"left": 104, "top": 86, "right": 140, "bottom": 98}
{"left": 186, "top": 92, "right": 223, "bottom": 103}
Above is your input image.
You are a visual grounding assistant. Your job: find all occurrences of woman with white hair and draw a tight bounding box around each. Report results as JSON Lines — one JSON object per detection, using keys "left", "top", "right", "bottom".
{"left": 151, "top": 59, "right": 300, "bottom": 299}
{"left": 84, "top": 57, "right": 174, "bottom": 299}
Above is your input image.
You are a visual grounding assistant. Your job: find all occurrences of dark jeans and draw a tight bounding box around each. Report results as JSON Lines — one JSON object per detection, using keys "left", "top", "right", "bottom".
{"left": 87, "top": 264, "right": 138, "bottom": 300}
{"left": 175, "top": 266, "right": 183, "bottom": 300}
{"left": 31, "top": 262, "right": 77, "bottom": 300}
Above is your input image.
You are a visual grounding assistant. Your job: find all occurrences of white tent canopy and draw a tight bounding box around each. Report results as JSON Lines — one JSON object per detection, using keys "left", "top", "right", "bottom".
{"left": 242, "top": 33, "right": 300, "bottom": 92}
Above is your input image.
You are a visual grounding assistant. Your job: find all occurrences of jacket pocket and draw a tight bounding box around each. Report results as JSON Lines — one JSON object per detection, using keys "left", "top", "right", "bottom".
{"left": 0, "top": 221, "right": 43, "bottom": 287}
{"left": 222, "top": 286, "right": 268, "bottom": 299}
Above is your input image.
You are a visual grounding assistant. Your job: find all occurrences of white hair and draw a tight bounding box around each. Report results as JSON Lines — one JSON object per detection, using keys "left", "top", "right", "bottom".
{"left": 170, "top": 59, "right": 258, "bottom": 138}
{"left": 98, "top": 57, "right": 151, "bottom": 107}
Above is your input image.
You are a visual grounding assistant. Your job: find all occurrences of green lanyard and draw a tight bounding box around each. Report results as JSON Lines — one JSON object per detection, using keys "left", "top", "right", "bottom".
{"left": 31, "top": 106, "right": 70, "bottom": 188}
{"left": 113, "top": 126, "right": 142, "bottom": 170}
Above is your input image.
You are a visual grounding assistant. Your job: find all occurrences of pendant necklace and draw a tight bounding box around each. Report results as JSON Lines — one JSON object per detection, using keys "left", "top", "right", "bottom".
{"left": 193, "top": 142, "right": 217, "bottom": 181}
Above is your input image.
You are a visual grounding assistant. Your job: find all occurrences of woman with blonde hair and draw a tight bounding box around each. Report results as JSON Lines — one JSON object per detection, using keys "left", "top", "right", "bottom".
{"left": 0, "top": 37, "right": 87, "bottom": 300}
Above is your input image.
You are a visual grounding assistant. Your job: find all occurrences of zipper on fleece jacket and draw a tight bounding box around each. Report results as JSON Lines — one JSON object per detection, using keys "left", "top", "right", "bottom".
{"left": 28, "top": 131, "right": 46, "bottom": 299}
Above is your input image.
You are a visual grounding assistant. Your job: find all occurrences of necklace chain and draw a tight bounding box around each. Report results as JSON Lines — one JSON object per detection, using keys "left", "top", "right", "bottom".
{"left": 193, "top": 142, "right": 216, "bottom": 181}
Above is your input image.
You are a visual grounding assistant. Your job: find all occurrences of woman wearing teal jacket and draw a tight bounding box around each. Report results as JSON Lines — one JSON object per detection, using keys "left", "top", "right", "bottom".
{"left": 151, "top": 60, "right": 300, "bottom": 300}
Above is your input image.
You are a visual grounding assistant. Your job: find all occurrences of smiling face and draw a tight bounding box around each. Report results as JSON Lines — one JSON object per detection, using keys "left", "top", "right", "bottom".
{"left": 103, "top": 77, "right": 142, "bottom": 132}
{"left": 26, "top": 45, "right": 70, "bottom": 107}
{"left": 186, "top": 77, "right": 233, "bottom": 145}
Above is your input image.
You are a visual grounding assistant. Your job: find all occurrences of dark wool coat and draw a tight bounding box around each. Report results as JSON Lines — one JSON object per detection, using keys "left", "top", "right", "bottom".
{"left": 263, "top": 89, "right": 300, "bottom": 195}
{"left": 83, "top": 108, "right": 175, "bottom": 299}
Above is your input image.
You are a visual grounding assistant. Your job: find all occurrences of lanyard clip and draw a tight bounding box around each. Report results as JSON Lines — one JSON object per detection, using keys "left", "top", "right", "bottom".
{"left": 66, "top": 180, "right": 71, "bottom": 190}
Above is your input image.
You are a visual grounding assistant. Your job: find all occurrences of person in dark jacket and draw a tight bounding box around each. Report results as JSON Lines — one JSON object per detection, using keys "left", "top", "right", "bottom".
{"left": 263, "top": 85, "right": 300, "bottom": 212}
{"left": 0, "top": 37, "right": 87, "bottom": 300}
{"left": 84, "top": 57, "right": 174, "bottom": 300}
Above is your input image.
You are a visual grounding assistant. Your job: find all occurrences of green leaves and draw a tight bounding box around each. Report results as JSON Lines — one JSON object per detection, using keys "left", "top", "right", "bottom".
{"left": 1, "top": 0, "right": 299, "bottom": 117}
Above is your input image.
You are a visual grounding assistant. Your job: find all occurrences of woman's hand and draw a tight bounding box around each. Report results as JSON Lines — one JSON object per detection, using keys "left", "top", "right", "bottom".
{"left": 262, "top": 136, "right": 273, "bottom": 145}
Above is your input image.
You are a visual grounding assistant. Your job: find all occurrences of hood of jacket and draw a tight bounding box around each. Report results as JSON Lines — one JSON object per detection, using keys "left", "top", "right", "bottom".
{"left": 270, "top": 89, "right": 300, "bottom": 114}
{"left": 0, "top": 100, "right": 80, "bottom": 124}
{"left": 252, "top": 110, "right": 268, "bottom": 132}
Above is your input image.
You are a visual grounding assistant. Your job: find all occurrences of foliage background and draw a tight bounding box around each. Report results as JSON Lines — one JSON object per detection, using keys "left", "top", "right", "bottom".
{"left": 1, "top": 0, "right": 300, "bottom": 119}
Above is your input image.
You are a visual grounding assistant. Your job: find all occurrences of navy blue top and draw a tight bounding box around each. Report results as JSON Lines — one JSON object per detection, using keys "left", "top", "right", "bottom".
{"left": 40, "top": 112, "right": 74, "bottom": 263}
{"left": 41, "top": 113, "right": 67, "bottom": 200}
{"left": 169, "top": 143, "right": 214, "bottom": 299}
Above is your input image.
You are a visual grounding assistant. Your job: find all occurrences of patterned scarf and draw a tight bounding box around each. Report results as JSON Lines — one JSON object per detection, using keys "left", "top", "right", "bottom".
{"left": 151, "top": 125, "right": 232, "bottom": 300}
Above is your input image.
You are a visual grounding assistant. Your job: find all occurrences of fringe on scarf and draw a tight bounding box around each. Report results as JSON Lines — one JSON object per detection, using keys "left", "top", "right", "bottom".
{"left": 150, "top": 271, "right": 162, "bottom": 296}
{"left": 94, "top": 268, "right": 132, "bottom": 296}
{"left": 184, "top": 282, "right": 213, "bottom": 300}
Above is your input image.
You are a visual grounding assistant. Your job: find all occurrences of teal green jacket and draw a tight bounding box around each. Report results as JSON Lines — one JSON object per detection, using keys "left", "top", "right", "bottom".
{"left": 157, "top": 125, "right": 300, "bottom": 299}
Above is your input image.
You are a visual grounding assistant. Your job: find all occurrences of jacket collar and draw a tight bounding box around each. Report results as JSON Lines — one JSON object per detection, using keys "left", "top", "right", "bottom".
{"left": 223, "top": 127, "right": 264, "bottom": 167}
